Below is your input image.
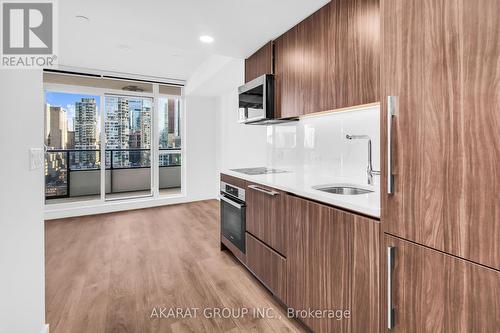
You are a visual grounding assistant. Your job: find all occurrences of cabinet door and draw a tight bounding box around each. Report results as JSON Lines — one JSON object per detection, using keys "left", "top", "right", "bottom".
{"left": 384, "top": 235, "right": 500, "bottom": 332}
{"left": 286, "top": 195, "right": 380, "bottom": 332}
{"left": 245, "top": 42, "right": 273, "bottom": 83}
{"left": 351, "top": 214, "right": 380, "bottom": 333}
{"left": 274, "top": 22, "right": 308, "bottom": 119}
{"left": 344, "top": 0, "right": 379, "bottom": 107}
{"left": 274, "top": 3, "right": 332, "bottom": 119}
{"left": 274, "top": 0, "right": 379, "bottom": 118}
{"left": 381, "top": 0, "right": 500, "bottom": 269}
{"left": 286, "top": 195, "right": 352, "bottom": 333}
{"left": 246, "top": 233, "right": 286, "bottom": 301}
{"left": 246, "top": 182, "right": 286, "bottom": 255}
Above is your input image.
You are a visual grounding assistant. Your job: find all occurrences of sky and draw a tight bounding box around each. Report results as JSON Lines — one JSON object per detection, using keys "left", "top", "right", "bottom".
{"left": 45, "top": 92, "right": 176, "bottom": 133}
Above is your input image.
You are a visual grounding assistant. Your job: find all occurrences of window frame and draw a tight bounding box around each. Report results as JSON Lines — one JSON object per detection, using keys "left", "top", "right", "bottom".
{"left": 43, "top": 80, "right": 185, "bottom": 210}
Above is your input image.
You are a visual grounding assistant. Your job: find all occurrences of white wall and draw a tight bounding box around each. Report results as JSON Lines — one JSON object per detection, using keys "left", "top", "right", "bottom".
{"left": 184, "top": 95, "right": 218, "bottom": 200}
{"left": 186, "top": 57, "right": 268, "bottom": 194}
{"left": 214, "top": 59, "right": 267, "bottom": 172}
{"left": 0, "top": 70, "right": 47, "bottom": 333}
{"left": 187, "top": 57, "right": 268, "bottom": 186}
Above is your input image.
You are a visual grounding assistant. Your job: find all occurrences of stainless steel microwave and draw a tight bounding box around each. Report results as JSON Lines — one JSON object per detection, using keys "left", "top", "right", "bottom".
{"left": 238, "top": 74, "right": 274, "bottom": 124}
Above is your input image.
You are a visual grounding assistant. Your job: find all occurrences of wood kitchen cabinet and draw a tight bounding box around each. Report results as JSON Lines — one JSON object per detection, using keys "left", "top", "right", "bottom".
{"left": 384, "top": 235, "right": 500, "bottom": 332}
{"left": 381, "top": 0, "right": 500, "bottom": 269}
{"left": 245, "top": 41, "right": 273, "bottom": 83}
{"left": 246, "top": 233, "right": 287, "bottom": 301}
{"left": 274, "top": 0, "right": 379, "bottom": 118}
{"left": 220, "top": 173, "right": 246, "bottom": 189}
{"left": 246, "top": 182, "right": 286, "bottom": 255}
{"left": 286, "top": 194, "right": 380, "bottom": 333}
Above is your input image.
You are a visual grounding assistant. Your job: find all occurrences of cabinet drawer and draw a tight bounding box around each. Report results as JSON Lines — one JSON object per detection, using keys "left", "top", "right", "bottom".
{"left": 246, "top": 182, "right": 286, "bottom": 255}
{"left": 246, "top": 233, "right": 286, "bottom": 301}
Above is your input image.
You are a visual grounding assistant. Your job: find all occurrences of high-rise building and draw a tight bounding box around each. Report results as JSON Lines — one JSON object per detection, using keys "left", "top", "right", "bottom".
{"left": 159, "top": 98, "right": 181, "bottom": 167}
{"left": 105, "top": 97, "right": 130, "bottom": 167}
{"left": 127, "top": 99, "right": 151, "bottom": 149}
{"left": 140, "top": 106, "right": 151, "bottom": 148}
{"left": 167, "top": 99, "right": 175, "bottom": 134}
{"left": 66, "top": 131, "right": 75, "bottom": 149}
{"left": 128, "top": 132, "right": 141, "bottom": 148}
{"left": 45, "top": 105, "right": 68, "bottom": 149}
{"left": 74, "top": 98, "right": 98, "bottom": 168}
{"left": 159, "top": 99, "right": 181, "bottom": 149}
{"left": 167, "top": 99, "right": 181, "bottom": 148}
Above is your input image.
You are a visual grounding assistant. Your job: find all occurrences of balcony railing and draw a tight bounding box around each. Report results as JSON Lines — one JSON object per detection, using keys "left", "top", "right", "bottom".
{"left": 45, "top": 148, "right": 181, "bottom": 200}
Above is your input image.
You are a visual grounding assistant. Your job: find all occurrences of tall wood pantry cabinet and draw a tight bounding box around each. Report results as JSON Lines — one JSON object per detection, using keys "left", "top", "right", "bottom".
{"left": 380, "top": 0, "right": 500, "bottom": 330}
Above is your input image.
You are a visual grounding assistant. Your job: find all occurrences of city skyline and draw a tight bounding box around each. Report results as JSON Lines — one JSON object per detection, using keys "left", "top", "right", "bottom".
{"left": 45, "top": 92, "right": 101, "bottom": 132}
{"left": 45, "top": 93, "right": 181, "bottom": 149}
{"left": 45, "top": 91, "right": 182, "bottom": 198}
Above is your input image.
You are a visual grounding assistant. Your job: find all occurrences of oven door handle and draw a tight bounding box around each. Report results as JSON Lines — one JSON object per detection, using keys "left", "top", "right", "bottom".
{"left": 219, "top": 195, "right": 244, "bottom": 209}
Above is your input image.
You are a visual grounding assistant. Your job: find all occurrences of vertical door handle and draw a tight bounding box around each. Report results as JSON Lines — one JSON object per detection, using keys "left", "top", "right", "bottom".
{"left": 387, "top": 246, "right": 396, "bottom": 329}
{"left": 387, "top": 96, "right": 396, "bottom": 194}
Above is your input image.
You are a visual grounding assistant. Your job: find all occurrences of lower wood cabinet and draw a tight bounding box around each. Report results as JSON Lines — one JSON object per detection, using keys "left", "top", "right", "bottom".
{"left": 246, "top": 232, "right": 287, "bottom": 301}
{"left": 286, "top": 194, "right": 380, "bottom": 333}
{"left": 246, "top": 233, "right": 286, "bottom": 300}
{"left": 246, "top": 182, "right": 287, "bottom": 255}
{"left": 384, "top": 235, "right": 500, "bottom": 332}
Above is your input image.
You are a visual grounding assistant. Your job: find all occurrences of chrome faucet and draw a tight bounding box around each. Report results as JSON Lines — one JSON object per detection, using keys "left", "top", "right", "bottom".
{"left": 346, "top": 134, "right": 380, "bottom": 185}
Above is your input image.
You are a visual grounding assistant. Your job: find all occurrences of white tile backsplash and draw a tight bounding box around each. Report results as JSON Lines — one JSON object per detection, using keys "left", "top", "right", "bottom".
{"left": 266, "top": 105, "right": 380, "bottom": 188}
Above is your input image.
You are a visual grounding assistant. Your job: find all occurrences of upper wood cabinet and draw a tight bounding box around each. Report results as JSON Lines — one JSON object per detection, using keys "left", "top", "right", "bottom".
{"left": 286, "top": 195, "right": 380, "bottom": 333}
{"left": 381, "top": 0, "right": 500, "bottom": 269}
{"left": 384, "top": 235, "right": 500, "bottom": 332}
{"left": 274, "top": 0, "right": 379, "bottom": 118}
{"left": 244, "top": 42, "right": 273, "bottom": 83}
{"left": 246, "top": 182, "right": 286, "bottom": 255}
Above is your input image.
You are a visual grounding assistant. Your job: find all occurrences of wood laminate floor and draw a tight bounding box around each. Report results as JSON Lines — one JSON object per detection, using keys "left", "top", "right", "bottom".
{"left": 45, "top": 200, "right": 306, "bottom": 333}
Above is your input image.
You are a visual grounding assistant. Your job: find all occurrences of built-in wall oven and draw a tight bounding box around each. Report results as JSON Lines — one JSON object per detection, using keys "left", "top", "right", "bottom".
{"left": 220, "top": 181, "right": 246, "bottom": 253}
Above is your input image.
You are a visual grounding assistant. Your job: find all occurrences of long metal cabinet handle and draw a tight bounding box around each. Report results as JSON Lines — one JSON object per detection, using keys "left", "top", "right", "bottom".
{"left": 387, "top": 96, "right": 396, "bottom": 194}
{"left": 387, "top": 246, "right": 396, "bottom": 329}
{"left": 247, "top": 184, "right": 279, "bottom": 196}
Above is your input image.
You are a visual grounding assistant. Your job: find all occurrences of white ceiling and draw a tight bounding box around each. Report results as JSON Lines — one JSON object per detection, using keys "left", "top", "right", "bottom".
{"left": 58, "top": 0, "right": 329, "bottom": 81}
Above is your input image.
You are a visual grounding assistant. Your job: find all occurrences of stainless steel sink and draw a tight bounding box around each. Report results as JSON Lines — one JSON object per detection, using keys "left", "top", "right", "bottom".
{"left": 312, "top": 184, "right": 374, "bottom": 195}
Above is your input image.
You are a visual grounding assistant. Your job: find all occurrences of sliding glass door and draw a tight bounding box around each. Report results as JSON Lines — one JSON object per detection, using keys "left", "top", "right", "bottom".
{"left": 104, "top": 94, "right": 153, "bottom": 200}
{"left": 43, "top": 71, "right": 184, "bottom": 206}
{"left": 44, "top": 91, "right": 102, "bottom": 203}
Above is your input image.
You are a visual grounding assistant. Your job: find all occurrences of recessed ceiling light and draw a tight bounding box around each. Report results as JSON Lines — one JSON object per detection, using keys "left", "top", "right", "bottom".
{"left": 75, "top": 15, "right": 90, "bottom": 22}
{"left": 116, "top": 44, "right": 133, "bottom": 51}
{"left": 199, "top": 35, "right": 214, "bottom": 44}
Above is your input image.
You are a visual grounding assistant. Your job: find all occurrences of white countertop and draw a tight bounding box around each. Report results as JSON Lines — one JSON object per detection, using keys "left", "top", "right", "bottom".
{"left": 222, "top": 168, "right": 380, "bottom": 218}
